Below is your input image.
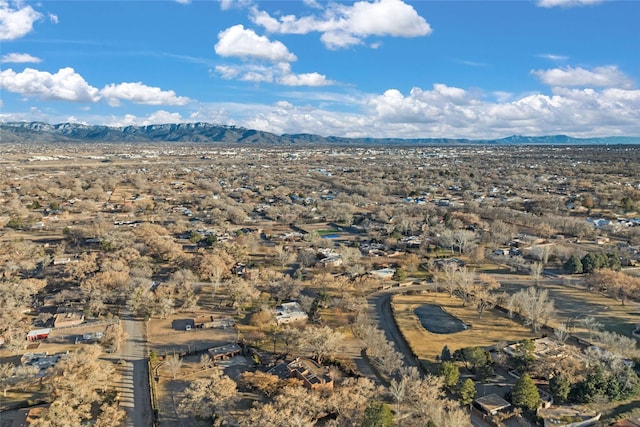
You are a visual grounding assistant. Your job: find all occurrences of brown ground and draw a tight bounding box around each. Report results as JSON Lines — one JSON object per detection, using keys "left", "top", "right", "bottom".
{"left": 147, "top": 312, "right": 238, "bottom": 357}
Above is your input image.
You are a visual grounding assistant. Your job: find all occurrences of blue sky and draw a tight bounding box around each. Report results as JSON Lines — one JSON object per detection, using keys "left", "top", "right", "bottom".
{"left": 1, "top": 0, "right": 639, "bottom": 138}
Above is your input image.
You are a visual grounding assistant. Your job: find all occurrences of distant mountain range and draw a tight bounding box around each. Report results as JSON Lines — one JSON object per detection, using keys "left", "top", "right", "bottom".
{"left": 1, "top": 121, "right": 638, "bottom": 145}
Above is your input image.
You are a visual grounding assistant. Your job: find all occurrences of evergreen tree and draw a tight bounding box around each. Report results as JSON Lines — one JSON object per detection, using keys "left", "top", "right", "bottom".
{"left": 563, "top": 255, "right": 583, "bottom": 274}
{"left": 439, "top": 361, "right": 460, "bottom": 389}
{"left": 549, "top": 374, "right": 571, "bottom": 403}
{"left": 393, "top": 267, "right": 407, "bottom": 282}
{"left": 512, "top": 374, "right": 540, "bottom": 411}
{"left": 607, "top": 252, "right": 621, "bottom": 271}
{"left": 459, "top": 378, "right": 477, "bottom": 407}
{"left": 440, "top": 345, "right": 452, "bottom": 362}
{"left": 362, "top": 401, "right": 393, "bottom": 427}
{"left": 581, "top": 253, "right": 598, "bottom": 274}
{"left": 512, "top": 339, "right": 536, "bottom": 373}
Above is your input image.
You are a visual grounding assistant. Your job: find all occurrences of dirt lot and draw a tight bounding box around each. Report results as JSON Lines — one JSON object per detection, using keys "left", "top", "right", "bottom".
{"left": 391, "top": 292, "right": 538, "bottom": 361}
{"left": 147, "top": 312, "right": 238, "bottom": 357}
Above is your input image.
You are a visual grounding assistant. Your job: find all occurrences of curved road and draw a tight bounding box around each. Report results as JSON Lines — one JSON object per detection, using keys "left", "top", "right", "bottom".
{"left": 369, "top": 292, "right": 419, "bottom": 368}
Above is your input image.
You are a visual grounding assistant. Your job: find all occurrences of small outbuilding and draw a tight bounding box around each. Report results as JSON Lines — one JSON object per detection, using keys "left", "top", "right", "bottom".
{"left": 26, "top": 329, "right": 51, "bottom": 342}
{"left": 474, "top": 393, "right": 511, "bottom": 415}
{"left": 207, "top": 343, "right": 242, "bottom": 362}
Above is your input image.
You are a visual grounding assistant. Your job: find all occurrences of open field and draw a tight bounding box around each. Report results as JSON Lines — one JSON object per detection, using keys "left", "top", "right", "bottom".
{"left": 147, "top": 312, "right": 238, "bottom": 357}
{"left": 500, "top": 279, "right": 640, "bottom": 342}
{"left": 391, "top": 292, "right": 538, "bottom": 361}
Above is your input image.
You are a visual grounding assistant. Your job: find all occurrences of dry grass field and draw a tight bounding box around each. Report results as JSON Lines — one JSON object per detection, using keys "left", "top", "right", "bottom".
{"left": 502, "top": 280, "right": 640, "bottom": 341}
{"left": 391, "top": 292, "right": 538, "bottom": 362}
{"left": 147, "top": 312, "right": 238, "bottom": 357}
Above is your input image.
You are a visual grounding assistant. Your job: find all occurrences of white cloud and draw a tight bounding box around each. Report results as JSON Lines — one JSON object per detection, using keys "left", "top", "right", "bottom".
{"left": 215, "top": 64, "right": 275, "bottom": 83}
{"left": 48, "top": 13, "right": 58, "bottom": 24}
{"left": 0, "top": 0, "right": 43, "bottom": 40}
{"left": 250, "top": 0, "right": 431, "bottom": 49}
{"left": 214, "top": 62, "right": 334, "bottom": 87}
{"left": 278, "top": 72, "right": 334, "bottom": 87}
{"left": 105, "top": 114, "right": 138, "bottom": 127}
{"left": 538, "top": 53, "right": 568, "bottom": 61}
{"left": 456, "top": 59, "right": 487, "bottom": 67}
{"left": 302, "top": 0, "right": 322, "bottom": 9}
{"left": 142, "top": 110, "right": 184, "bottom": 125}
{"left": 1, "top": 52, "right": 42, "bottom": 63}
{"left": 175, "top": 0, "right": 191, "bottom": 4}
{"left": 104, "top": 110, "right": 184, "bottom": 127}
{"left": 214, "top": 65, "right": 241, "bottom": 80}
{"left": 0, "top": 67, "right": 192, "bottom": 106}
{"left": 0, "top": 67, "right": 101, "bottom": 102}
{"left": 219, "top": 0, "right": 254, "bottom": 11}
{"left": 215, "top": 25, "right": 296, "bottom": 62}
{"left": 531, "top": 65, "right": 634, "bottom": 88}
{"left": 65, "top": 116, "right": 88, "bottom": 125}
{"left": 100, "top": 82, "right": 191, "bottom": 106}
{"left": 537, "top": 0, "right": 603, "bottom": 8}
{"left": 320, "top": 31, "right": 363, "bottom": 50}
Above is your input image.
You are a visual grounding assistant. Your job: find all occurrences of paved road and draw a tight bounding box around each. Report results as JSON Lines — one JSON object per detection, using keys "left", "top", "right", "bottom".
{"left": 370, "top": 292, "right": 418, "bottom": 367}
{"left": 114, "top": 313, "right": 153, "bottom": 427}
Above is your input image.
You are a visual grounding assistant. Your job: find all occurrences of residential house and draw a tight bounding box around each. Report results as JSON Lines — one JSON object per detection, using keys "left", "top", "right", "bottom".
{"left": 53, "top": 311, "right": 84, "bottom": 328}
{"left": 275, "top": 302, "right": 308, "bottom": 325}
{"left": 316, "top": 255, "right": 342, "bottom": 269}
{"left": 287, "top": 358, "right": 333, "bottom": 391}
{"left": 368, "top": 268, "right": 396, "bottom": 280}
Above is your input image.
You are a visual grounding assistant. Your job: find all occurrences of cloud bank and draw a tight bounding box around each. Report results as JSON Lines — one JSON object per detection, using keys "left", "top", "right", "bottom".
{"left": 0, "top": 67, "right": 192, "bottom": 106}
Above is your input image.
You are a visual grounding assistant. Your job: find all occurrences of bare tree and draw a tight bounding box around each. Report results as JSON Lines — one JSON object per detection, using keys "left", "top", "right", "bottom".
{"left": 578, "top": 316, "right": 603, "bottom": 341}
{"left": 199, "top": 353, "right": 213, "bottom": 370}
{"left": 241, "top": 385, "right": 324, "bottom": 427}
{"left": 179, "top": 369, "right": 238, "bottom": 421}
{"left": 165, "top": 354, "right": 182, "bottom": 379}
{"left": 453, "top": 230, "right": 476, "bottom": 254}
{"left": 297, "top": 325, "right": 344, "bottom": 365}
{"left": 529, "top": 262, "right": 544, "bottom": 283}
{"left": 474, "top": 274, "right": 500, "bottom": 318}
{"left": 102, "top": 322, "right": 126, "bottom": 353}
{"left": 39, "top": 345, "right": 116, "bottom": 426}
{"left": 275, "top": 245, "right": 294, "bottom": 268}
{"left": 511, "top": 287, "right": 555, "bottom": 332}
{"left": 595, "top": 330, "right": 639, "bottom": 359}
{"left": 553, "top": 322, "right": 570, "bottom": 343}
{"left": 0, "top": 363, "right": 15, "bottom": 397}
{"left": 435, "top": 263, "right": 462, "bottom": 298}
{"left": 94, "top": 402, "right": 126, "bottom": 427}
